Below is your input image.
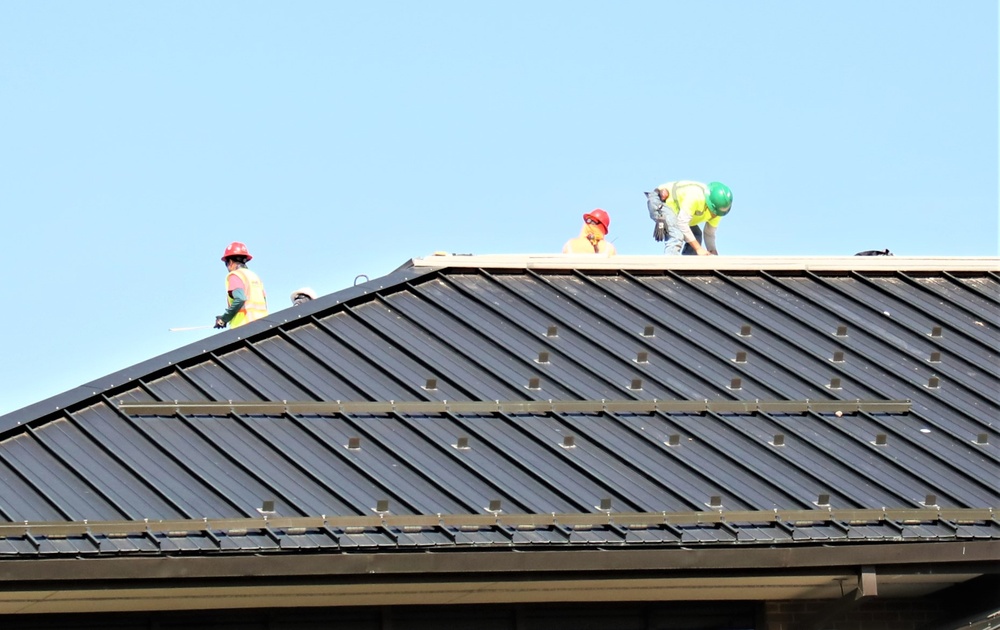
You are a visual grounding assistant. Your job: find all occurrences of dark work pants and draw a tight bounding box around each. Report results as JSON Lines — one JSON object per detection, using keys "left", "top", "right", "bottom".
{"left": 682, "top": 225, "right": 703, "bottom": 255}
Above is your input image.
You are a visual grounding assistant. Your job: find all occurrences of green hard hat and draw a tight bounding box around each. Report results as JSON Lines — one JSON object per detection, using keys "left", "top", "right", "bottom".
{"left": 706, "top": 182, "right": 733, "bottom": 216}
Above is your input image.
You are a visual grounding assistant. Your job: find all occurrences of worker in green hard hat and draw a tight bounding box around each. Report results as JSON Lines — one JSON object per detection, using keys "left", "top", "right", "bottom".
{"left": 646, "top": 181, "right": 733, "bottom": 255}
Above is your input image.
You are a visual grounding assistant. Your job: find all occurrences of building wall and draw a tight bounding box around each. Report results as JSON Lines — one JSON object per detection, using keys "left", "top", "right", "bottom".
{"left": 762, "top": 599, "right": 950, "bottom": 630}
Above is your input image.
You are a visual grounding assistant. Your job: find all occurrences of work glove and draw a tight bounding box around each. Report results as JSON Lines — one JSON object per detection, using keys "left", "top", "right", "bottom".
{"left": 653, "top": 218, "right": 667, "bottom": 242}
{"left": 214, "top": 317, "right": 226, "bottom": 329}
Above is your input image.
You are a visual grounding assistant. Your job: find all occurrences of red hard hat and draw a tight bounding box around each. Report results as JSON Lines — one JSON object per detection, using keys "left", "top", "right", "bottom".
{"left": 583, "top": 209, "right": 610, "bottom": 235}
{"left": 221, "top": 241, "right": 252, "bottom": 261}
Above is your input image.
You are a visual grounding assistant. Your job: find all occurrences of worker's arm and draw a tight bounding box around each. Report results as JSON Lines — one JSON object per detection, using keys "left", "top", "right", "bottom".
{"left": 215, "top": 288, "right": 246, "bottom": 328}
{"left": 704, "top": 224, "right": 718, "bottom": 255}
{"left": 675, "top": 206, "right": 710, "bottom": 255}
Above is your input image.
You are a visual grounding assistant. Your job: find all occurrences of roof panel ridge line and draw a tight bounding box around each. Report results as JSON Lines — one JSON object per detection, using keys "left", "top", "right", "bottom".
{"left": 620, "top": 268, "right": 801, "bottom": 399}
{"left": 759, "top": 269, "right": 997, "bottom": 424}
{"left": 78, "top": 398, "right": 195, "bottom": 519}
{"left": 367, "top": 291, "right": 503, "bottom": 401}
{"left": 390, "top": 274, "right": 574, "bottom": 402}
{"left": 547, "top": 267, "right": 739, "bottom": 398}
{"left": 9, "top": 508, "right": 996, "bottom": 537}
{"left": 25, "top": 420, "right": 138, "bottom": 521}
{"left": 346, "top": 296, "right": 481, "bottom": 401}
{"left": 172, "top": 409, "right": 307, "bottom": 517}
{"left": 941, "top": 270, "right": 1000, "bottom": 308}
{"left": 311, "top": 316, "right": 430, "bottom": 402}
{"left": 432, "top": 271, "right": 643, "bottom": 399}
{"left": 899, "top": 270, "right": 1000, "bottom": 327}
{"left": 459, "top": 267, "right": 631, "bottom": 399}
{"left": 848, "top": 270, "right": 1000, "bottom": 357}
{"left": 226, "top": 411, "right": 364, "bottom": 513}
{"left": 104, "top": 402, "right": 253, "bottom": 518}
{"left": 580, "top": 268, "right": 761, "bottom": 397}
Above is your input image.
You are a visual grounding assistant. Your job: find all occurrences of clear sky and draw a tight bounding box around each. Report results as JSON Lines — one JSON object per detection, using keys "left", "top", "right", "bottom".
{"left": 1, "top": 1, "right": 997, "bottom": 417}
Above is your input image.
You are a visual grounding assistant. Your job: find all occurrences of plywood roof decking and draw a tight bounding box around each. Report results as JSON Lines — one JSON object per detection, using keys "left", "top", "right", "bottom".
{"left": 0, "top": 257, "right": 997, "bottom": 558}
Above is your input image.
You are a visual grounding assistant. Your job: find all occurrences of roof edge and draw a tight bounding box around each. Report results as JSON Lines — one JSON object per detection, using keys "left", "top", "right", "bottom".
{"left": 402, "top": 254, "right": 1000, "bottom": 273}
{"left": 0, "top": 264, "right": 441, "bottom": 430}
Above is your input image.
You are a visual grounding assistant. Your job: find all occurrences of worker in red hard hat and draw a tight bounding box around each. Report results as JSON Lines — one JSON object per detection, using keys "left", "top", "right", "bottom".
{"left": 562, "top": 209, "right": 617, "bottom": 255}
{"left": 214, "top": 241, "right": 268, "bottom": 329}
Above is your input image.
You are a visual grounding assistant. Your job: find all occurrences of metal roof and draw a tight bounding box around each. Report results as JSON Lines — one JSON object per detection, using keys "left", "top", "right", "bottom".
{"left": 1, "top": 256, "right": 998, "bottom": 558}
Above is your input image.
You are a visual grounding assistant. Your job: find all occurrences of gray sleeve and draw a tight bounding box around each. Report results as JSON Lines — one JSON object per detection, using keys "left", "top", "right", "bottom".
{"left": 704, "top": 224, "right": 718, "bottom": 252}
{"left": 646, "top": 191, "right": 665, "bottom": 221}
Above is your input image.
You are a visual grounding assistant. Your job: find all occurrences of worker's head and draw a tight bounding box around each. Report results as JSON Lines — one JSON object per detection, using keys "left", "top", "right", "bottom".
{"left": 583, "top": 209, "right": 610, "bottom": 235}
{"left": 221, "top": 241, "right": 253, "bottom": 266}
{"left": 705, "top": 182, "right": 732, "bottom": 217}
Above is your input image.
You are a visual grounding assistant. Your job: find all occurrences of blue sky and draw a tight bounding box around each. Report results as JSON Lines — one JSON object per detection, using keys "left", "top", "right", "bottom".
{"left": 1, "top": 1, "right": 997, "bottom": 417}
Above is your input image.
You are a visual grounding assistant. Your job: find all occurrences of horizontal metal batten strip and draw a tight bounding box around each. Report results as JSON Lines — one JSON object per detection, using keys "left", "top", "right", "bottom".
{"left": 2, "top": 507, "right": 990, "bottom": 538}
{"left": 117, "top": 399, "right": 912, "bottom": 416}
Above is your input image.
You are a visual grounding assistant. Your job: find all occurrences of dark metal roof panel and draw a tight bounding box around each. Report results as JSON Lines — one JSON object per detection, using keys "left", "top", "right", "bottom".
{"left": 3, "top": 407, "right": 995, "bottom": 526}
{"left": 0, "top": 260, "right": 996, "bottom": 557}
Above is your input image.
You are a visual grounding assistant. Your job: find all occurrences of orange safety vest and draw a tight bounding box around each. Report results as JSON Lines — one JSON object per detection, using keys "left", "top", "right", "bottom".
{"left": 226, "top": 267, "right": 268, "bottom": 328}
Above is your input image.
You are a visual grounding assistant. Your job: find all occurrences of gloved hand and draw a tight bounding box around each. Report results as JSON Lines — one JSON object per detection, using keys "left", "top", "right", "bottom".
{"left": 653, "top": 219, "right": 667, "bottom": 242}
{"left": 214, "top": 317, "right": 226, "bottom": 329}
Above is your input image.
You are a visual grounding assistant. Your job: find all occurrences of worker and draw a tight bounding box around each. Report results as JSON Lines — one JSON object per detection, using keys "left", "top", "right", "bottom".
{"left": 646, "top": 181, "right": 732, "bottom": 255}
{"left": 562, "top": 209, "right": 617, "bottom": 255}
{"left": 214, "top": 241, "right": 268, "bottom": 329}
{"left": 291, "top": 287, "right": 317, "bottom": 306}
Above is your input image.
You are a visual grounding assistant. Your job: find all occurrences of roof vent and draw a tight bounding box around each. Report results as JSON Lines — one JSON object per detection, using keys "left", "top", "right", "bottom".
{"left": 929, "top": 326, "right": 943, "bottom": 338}
{"left": 922, "top": 494, "right": 938, "bottom": 508}
{"left": 598, "top": 498, "right": 612, "bottom": 512}
{"left": 561, "top": 435, "right": 576, "bottom": 449}
{"left": 771, "top": 434, "right": 785, "bottom": 447}
{"left": 374, "top": 499, "right": 390, "bottom": 515}
{"left": 666, "top": 434, "right": 681, "bottom": 447}
{"left": 454, "top": 436, "right": 470, "bottom": 450}
{"left": 873, "top": 434, "right": 888, "bottom": 446}
{"left": 739, "top": 324, "right": 752, "bottom": 337}
{"left": 634, "top": 351, "right": 649, "bottom": 364}
{"left": 827, "top": 377, "right": 842, "bottom": 390}
{"left": 536, "top": 351, "right": 550, "bottom": 364}
{"left": 546, "top": 325, "right": 559, "bottom": 338}
{"left": 258, "top": 500, "right": 276, "bottom": 515}
{"left": 733, "top": 351, "right": 747, "bottom": 364}
{"left": 835, "top": 325, "right": 848, "bottom": 337}
{"left": 728, "top": 378, "right": 742, "bottom": 390}
{"left": 486, "top": 499, "right": 502, "bottom": 514}
{"left": 925, "top": 376, "right": 940, "bottom": 389}
{"left": 975, "top": 433, "right": 989, "bottom": 446}
{"left": 526, "top": 377, "right": 541, "bottom": 390}
{"left": 642, "top": 325, "right": 655, "bottom": 338}
{"left": 814, "top": 494, "right": 830, "bottom": 507}
{"left": 347, "top": 437, "right": 361, "bottom": 450}
{"left": 707, "top": 495, "right": 723, "bottom": 509}
{"left": 628, "top": 378, "right": 643, "bottom": 391}
{"left": 422, "top": 378, "right": 438, "bottom": 391}
{"left": 831, "top": 351, "right": 845, "bottom": 363}
{"left": 928, "top": 351, "right": 941, "bottom": 363}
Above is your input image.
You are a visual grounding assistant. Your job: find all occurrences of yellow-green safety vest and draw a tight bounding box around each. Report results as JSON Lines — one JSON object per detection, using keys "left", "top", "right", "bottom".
{"left": 660, "top": 181, "right": 723, "bottom": 228}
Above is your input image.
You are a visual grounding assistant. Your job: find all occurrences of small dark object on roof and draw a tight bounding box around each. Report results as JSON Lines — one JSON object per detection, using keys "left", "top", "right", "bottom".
{"left": 855, "top": 249, "right": 893, "bottom": 256}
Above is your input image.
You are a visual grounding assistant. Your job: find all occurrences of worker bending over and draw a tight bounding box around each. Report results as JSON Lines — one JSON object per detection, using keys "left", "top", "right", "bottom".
{"left": 215, "top": 241, "right": 268, "bottom": 329}
{"left": 647, "top": 181, "right": 732, "bottom": 255}
{"left": 563, "top": 209, "right": 617, "bottom": 255}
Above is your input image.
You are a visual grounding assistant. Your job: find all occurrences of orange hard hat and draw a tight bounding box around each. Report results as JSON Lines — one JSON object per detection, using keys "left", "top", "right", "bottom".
{"left": 221, "top": 241, "right": 252, "bottom": 261}
{"left": 583, "top": 209, "right": 610, "bottom": 235}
